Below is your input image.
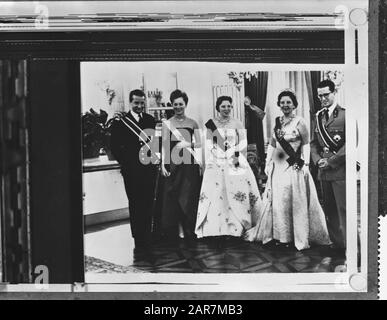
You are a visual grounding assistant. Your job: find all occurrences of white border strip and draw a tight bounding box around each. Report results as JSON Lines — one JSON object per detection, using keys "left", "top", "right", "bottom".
{"left": 0, "top": 0, "right": 348, "bottom": 32}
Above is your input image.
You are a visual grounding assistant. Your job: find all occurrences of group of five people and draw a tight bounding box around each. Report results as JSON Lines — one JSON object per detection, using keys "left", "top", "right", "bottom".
{"left": 110, "top": 79, "right": 346, "bottom": 257}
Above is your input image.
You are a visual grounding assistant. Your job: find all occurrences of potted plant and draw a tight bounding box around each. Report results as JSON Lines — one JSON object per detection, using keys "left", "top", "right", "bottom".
{"left": 102, "top": 117, "right": 116, "bottom": 161}
{"left": 82, "top": 108, "right": 115, "bottom": 160}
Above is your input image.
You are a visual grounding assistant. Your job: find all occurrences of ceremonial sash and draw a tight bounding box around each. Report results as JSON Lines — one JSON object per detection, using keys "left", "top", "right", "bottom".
{"left": 315, "top": 111, "right": 360, "bottom": 170}
{"left": 162, "top": 119, "right": 198, "bottom": 161}
{"left": 205, "top": 119, "right": 239, "bottom": 157}
{"left": 315, "top": 111, "right": 343, "bottom": 153}
{"left": 274, "top": 117, "right": 304, "bottom": 168}
{"left": 120, "top": 115, "right": 160, "bottom": 161}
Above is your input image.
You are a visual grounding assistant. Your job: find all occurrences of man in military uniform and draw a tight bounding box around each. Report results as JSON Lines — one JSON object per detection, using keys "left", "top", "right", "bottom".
{"left": 310, "top": 80, "right": 346, "bottom": 255}
{"left": 110, "top": 89, "right": 157, "bottom": 253}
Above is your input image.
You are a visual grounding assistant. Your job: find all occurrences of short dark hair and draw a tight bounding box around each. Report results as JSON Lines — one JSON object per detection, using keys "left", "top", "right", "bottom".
{"left": 170, "top": 89, "right": 188, "bottom": 105}
{"left": 317, "top": 80, "right": 336, "bottom": 93}
{"left": 129, "top": 89, "right": 146, "bottom": 102}
{"left": 216, "top": 96, "right": 232, "bottom": 112}
{"left": 277, "top": 90, "right": 298, "bottom": 108}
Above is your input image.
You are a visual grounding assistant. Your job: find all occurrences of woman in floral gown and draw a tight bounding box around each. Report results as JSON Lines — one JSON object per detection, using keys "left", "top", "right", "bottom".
{"left": 244, "top": 89, "right": 331, "bottom": 250}
{"left": 195, "top": 96, "right": 262, "bottom": 239}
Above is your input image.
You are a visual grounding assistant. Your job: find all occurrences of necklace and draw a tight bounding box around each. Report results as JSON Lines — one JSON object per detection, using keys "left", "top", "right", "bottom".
{"left": 216, "top": 117, "right": 231, "bottom": 127}
{"left": 280, "top": 115, "right": 295, "bottom": 127}
{"left": 174, "top": 115, "right": 186, "bottom": 122}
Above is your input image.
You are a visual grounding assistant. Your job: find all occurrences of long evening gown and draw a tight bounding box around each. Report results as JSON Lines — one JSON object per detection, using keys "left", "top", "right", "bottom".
{"left": 195, "top": 119, "right": 262, "bottom": 238}
{"left": 244, "top": 116, "right": 331, "bottom": 250}
{"left": 162, "top": 122, "right": 201, "bottom": 239}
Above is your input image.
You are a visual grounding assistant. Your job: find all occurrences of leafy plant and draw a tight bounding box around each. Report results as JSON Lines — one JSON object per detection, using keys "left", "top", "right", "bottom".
{"left": 82, "top": 108, "right": 114, "bottom": 159}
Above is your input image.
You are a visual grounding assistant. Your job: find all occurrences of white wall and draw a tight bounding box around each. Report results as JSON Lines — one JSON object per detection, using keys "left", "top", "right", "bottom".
{"left": 81, "top": 61, "right": 246, "bottom": 127}
{"left": 83, "top": 169, "right": 128, "bottom": 215}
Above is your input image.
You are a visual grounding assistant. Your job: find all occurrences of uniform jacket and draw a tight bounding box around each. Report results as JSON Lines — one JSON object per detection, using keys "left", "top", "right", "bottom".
{"left": 310, "top": 105, "right": 345, "bottom": 181}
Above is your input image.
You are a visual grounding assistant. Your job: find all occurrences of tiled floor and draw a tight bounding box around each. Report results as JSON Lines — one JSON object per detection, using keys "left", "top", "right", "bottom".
{"left": 84, "top": 220, "right": 346, "bottom": 279}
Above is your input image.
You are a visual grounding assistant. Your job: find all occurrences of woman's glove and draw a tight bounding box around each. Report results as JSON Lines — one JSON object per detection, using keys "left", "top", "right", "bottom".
{"left": 264, "top": 144, "right": 275, "bottom": 176}
{"left": 161, "top": 163, "right": 170, "bottom": 177}
{"left": 264, "top": 161, "right": 273, "bottom": 176}
{"left": 301, "top": 164, "right": 309, "bottom": 175}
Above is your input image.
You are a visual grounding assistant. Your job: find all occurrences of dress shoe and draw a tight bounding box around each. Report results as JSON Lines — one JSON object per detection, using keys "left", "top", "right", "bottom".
{"left": 133, "top": 246, "right": 155, "bottom": 263}
{"left": 319, "top": 244, "right": 346, "bottom": 257}
{"left": 274, "top": 241, "right": 295, "bottom": 251}
{"left": 262, "top": 240, "right": 277, "bottom": 249}
{"left": 133, "top": 245, "right": 151, "bottom": 255}
{"left": 179, "top": 235, "right": 195, "bottom": 248}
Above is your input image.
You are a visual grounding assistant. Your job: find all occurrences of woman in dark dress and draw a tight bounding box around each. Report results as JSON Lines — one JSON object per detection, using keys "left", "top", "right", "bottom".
{"left": 160, "top": 89, "right": 202, "bottom": 242}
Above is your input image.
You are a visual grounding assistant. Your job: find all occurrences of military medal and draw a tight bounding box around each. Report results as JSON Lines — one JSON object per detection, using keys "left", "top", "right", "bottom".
{"left": 276, "top": 129, "right": 285, "bottom": 140}
{"left": 293, "top": 163, "right": 301, "bottom": 171}
{"left": 333, "top": 134, "right": 341, "bottom": 142}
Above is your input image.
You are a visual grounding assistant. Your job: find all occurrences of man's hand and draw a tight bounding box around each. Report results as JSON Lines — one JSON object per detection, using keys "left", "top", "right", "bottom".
{"left": 318, "top": 158, "right": 329, "bottom": 169}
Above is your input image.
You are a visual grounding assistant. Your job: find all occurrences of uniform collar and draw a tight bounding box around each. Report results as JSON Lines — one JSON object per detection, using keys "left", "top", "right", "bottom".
{"left": 325, "top": 101, "right": 337, "bottom": 118}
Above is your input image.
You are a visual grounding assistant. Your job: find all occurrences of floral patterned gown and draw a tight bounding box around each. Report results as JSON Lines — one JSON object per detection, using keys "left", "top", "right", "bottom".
{"left": 244, "top": 116, "right": 331, "bottom": 250}
{"left": 195, "top": 119, "right": 262, "bottom": 238}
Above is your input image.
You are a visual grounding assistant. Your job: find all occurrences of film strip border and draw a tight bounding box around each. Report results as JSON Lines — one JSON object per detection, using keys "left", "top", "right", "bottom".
{"left": 0, "top": 30, "right": 344, "bottom": 63}
{"left": 381, "top": 1, "right": 387, "bottom": 216}
{"left": 0, "top": 59, "right": 31, "bottom": 283}
{"left": 0, "top": 10, "right": 345, "bottom": 32}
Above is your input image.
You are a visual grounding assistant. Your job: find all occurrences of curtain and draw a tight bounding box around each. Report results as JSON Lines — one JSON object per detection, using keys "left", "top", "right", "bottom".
{"left": 244, "top": 71, "right": 268, "bottom": 162}
{"left": 304, "top": 71, "right": 322, "bottom": 192}
{"left": 263, "top": 71, "right": 311, "bottom": 147}
{"left": 304, "top": 71, "right": 322, "bottom": 139}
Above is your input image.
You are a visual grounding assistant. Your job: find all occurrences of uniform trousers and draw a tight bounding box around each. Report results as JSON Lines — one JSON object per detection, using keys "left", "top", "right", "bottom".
{"left": 320, "top": 180, "right": 346, "bottom": 249}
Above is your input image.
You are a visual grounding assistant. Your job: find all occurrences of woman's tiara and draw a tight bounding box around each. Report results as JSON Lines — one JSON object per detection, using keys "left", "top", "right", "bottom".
{"left": 280, "top": 88, "right": 297, "bottom": 96}
{"left": 280, "top": 88, "right": 297, "bottom": 99}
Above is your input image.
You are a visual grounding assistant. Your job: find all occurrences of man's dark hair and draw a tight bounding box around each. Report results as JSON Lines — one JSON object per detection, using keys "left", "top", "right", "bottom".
{"left": 317, "top": 80, "right": 336, "bottom": 93}
{"left": 129, "top": 89, "right": 146, "bottom": 102}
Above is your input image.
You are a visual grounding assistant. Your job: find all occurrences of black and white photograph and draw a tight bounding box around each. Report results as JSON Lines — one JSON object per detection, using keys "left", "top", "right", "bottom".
{"left": 82, "top": 63, "right": 354, "bottom": 281}
{"left": 0, "top": 0, "right": 378, "bottom": 298}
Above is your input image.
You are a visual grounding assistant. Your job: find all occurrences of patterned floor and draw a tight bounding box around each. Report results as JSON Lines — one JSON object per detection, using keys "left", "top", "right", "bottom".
{"left": 85, "top": 222, "right": 346, "bottom": 275}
